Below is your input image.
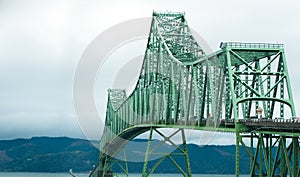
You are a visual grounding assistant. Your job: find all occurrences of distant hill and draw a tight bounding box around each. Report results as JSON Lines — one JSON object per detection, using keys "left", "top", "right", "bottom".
{"left": 0, "top": 137, "right": 99, "bottom": 172}
{"left": 113, "top": 139, "right": 250, "bottom": 174}
{"left": 0, "top": 137, "right": 250, "bottom": 174}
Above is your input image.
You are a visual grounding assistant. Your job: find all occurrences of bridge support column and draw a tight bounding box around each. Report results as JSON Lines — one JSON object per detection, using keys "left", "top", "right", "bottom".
{"left": 238, "top": 133, "right": 300, "bottom": 177}
{"left": 90, "top": 151, "right": 129, "bottom": 177}
{"left": 235, "top": 133, "right": 240, "bottom": 177}
{"left": 142, "top": 128, "right": 192, "bottom": 177}
{"left": 109, "top": 151, "right": 129, "bottom": 177}
{"left": 93, "top": 154, "right": 114, "bottom": 177}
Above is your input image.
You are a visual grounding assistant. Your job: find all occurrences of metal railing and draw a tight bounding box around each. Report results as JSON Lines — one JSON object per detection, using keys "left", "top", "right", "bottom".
{"left": 220, "top": 42, "right": 284, "bottom": 49}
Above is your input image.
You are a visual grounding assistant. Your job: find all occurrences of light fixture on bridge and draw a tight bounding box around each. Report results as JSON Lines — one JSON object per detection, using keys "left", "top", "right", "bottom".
{"left": 256, "top": 107, "right": 263, "bottom": 119}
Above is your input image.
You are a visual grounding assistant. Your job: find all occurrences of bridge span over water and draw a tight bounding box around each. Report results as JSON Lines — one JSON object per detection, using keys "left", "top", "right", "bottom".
{"left": 89, "top": 12, "right": 300, "bottom": 177}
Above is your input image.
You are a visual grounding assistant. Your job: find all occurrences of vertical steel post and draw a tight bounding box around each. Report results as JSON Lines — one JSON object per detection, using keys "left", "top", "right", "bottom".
{"left": 292, "top": 137, "right": 299, "bottom": 177}
{"left": 236, "top": 133, "right": 240, "bottom": 177}
{"left": 142, "top": 127, "right": 153, "bottom": 177}
{"left": 181, "top": 129, "right": 192, "bottom": 177}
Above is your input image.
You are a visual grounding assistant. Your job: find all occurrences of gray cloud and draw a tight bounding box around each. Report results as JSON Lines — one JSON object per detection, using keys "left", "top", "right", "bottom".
{"left": 0, "top": 0, "right": 300, "bottom": 143}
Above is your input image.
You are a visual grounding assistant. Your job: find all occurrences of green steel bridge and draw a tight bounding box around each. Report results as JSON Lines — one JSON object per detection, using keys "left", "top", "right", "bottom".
{"left": 90, "top": 12, "right": 300, "bottom": 177}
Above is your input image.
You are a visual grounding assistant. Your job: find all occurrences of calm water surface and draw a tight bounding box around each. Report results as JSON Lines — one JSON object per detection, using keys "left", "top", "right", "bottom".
{"left": 0, "top": 173, "right": 249, "bottom": 177}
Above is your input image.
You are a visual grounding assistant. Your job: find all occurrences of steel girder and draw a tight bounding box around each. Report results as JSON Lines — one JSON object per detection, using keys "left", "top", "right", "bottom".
{"left": 142, "top": 128, "right": 192, "bottom": 177}
{"left": 237, "top": 133, "right": 299, "bottom": 177}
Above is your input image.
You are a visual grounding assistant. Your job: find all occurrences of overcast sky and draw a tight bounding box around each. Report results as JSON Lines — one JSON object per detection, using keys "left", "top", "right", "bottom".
{"left": 1, "top": 0, "right": 300, "bottom": 145}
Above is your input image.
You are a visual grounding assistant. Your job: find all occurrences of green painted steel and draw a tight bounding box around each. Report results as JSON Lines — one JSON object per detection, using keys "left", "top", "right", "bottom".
{"left": 142, "top": 128, "right": 192, "bottom": 177}
{"left": 238, "top": 134, "right": 300, "bottom": 176}
{"left": 89, "top": 12, "right": 300, "bottom": 177}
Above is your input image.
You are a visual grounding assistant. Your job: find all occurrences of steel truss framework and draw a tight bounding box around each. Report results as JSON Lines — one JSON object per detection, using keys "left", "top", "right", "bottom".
{"left": 142, "top": 128, "right": 191, "bottom": 177}
{"left": 237, "top": 133, "right": 299, "bottom": 177}
{"left": 89, "top": 12, "right": 300, "bottom": 177}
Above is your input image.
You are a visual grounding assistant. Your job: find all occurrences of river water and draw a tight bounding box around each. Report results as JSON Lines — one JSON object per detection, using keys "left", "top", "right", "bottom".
{"left": 0, "top": 173, "right": 249, "bottom": 177}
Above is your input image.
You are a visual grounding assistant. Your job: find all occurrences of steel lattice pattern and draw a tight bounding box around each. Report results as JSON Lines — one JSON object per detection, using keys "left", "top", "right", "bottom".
{"left": 90, "top": 12, "right": 300, "bottom": 177}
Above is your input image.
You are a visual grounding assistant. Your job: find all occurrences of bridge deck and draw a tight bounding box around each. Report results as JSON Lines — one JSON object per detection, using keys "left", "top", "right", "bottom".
{"left": 118, "top": 118, "right": 300, "bottom": 135}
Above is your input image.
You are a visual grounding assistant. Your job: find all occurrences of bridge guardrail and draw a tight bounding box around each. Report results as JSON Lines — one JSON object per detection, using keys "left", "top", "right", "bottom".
{"left": 220, "top": 42, "right": 284, "bottom": 49}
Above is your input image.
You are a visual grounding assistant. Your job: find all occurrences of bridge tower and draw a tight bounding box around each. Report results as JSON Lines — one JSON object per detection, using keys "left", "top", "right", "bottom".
{"left": 89, "top": 12, "right": 300, "bottom": 177}
{"left": 219, "top": 42, "right": 298, "bottom": 177}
